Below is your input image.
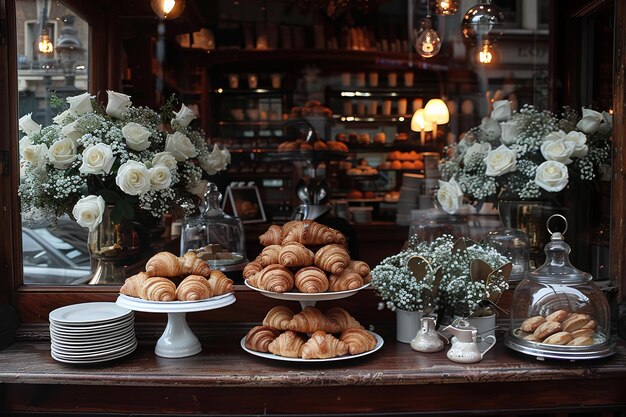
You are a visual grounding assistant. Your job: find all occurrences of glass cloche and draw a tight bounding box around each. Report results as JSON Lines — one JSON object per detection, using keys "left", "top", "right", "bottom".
{"left": 505, "top": 214, "right": 615, "bottom": 360}
{"left": 181, "top": 183, "right": 246, "bottom": 270}
{"left": 483, "top": 227, "right": 530, "bottom": 281}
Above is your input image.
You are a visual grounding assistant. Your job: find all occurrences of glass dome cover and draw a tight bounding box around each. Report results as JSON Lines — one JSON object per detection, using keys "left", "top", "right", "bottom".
{"left": 504, "top": 214, "right": 615, "bottom": 360}
{"left": 181, "top": 183, "right": 246, "bottom": 270}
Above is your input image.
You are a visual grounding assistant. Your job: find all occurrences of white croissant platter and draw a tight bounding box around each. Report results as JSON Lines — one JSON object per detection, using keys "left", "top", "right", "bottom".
{"left": 240, "top": 332, "right": 384, "bottom": 363}
{"left": 244, "top": 280, "right": 371, "bottom": 301}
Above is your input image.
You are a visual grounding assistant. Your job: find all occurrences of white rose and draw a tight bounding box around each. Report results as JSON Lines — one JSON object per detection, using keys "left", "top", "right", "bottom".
{"left": 563, "top": 131, "right": 588, "bottom": 158}
{"left": 152, "top": 151, "right": 178, "bottom": 172}
{"left": 22, "top": 143, "right": 48, "bottom": 168}
{"left": 535, "top": 161, "right": 569, "bottom": 192}
{"left": 199, "top": 144, "right": 231, "bottom": 175}
{"left": 19, "top": 136, "right": 32, "bottom": 154}
{"left": 115, "top": 160, "right": 151, "bottom": 196}
{"left": 19, "top": 113, "right": 41, "bottom": 136}
{"left": 544, "top": 130, "right": 566, "bottom": 142}
{"left": 53, "top": 109, "right": 74, "bottom": 126}
{"left": 500, "top": 120, "right": 519, "bottom": 145}
{"left": 173, "top": 104, "right": 197, "bottom": 128}
{"left": 165, "top": 131, "right": 197, "bottom": 161}
{"left": 463, "top": 142, "right": 491, "bottom": 166}
{"left": 479, "top": 117, "right": 502, "bottom": 142}
{"left": 576, "top": 108, "right": 603, "bottom": 134}
{"left": 149, "top": 165, "right": 172, "bottom": 190}
{"left": 66, "top": 92, "right": 93, "bottom": 116}
{"left": 436, "top": 177, "right": 464, "bottom": 215}
{"left": 79, "top": 143, "right": 116, "bottom": 175}
{"left": 62, "top": 120, "right": 83, "bottom": 144}
{"left": 106, "top": 90, "right": 132, "bottom": 118}
{"left": 47, "top": 138, "right": 78, "bottom": 169}
{"left": 72, "top": 195, "right": 105, "bottom": 232}
{"left": 484, "top": 144, "right": 517, "bottom": 176}
{"left": 121, "top": 122, "right": 152, "bottom": 151}
{"left": 598, "top": 111, "right": 613, "bottom": 135}
{"left": 540, "top": 138, "right": 575, "bottom": 164}
{"left": 490, "top": 100, "right": 512, "bottom": 122}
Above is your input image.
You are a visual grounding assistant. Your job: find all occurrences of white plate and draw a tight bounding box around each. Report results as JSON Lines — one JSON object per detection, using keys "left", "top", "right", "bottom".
{"left": 240, "top": 332, "right": 384, "bottom": 363}
{"left": 244, "top": 280, "right": 371, "bottom": 302}
{"left": 50, "top": 315, "right": 134, "bottom": 333}
{"left": 49, "top": 302, "right": 132, "bottom": 326}
{"left": 52, "top": 339, "right": 137, "bottom": 359}
{"left": 50, "top": 320, "right": 134, "bottom": 338}
{"left": 51, "top": 332, "right": 136, "bottom": 352}
{"left": 50, "top": 328, "right": 135, "bottom": 345}
{"left": 116, "top": 293, "right": 236, "bottom": 313}
{"left": 51, "top": 343, "right": 137, "bottom": 364}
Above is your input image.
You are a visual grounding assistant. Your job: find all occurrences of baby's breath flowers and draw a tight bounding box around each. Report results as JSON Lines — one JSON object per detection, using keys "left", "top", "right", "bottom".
{"left": 438, "top": 102, "right": 612, "bottom": 212}
{"left": 19, "top": 91, "right": 229, "bottom": 228}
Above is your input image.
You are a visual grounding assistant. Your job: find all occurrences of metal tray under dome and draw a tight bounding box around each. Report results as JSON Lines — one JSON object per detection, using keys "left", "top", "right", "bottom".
{"left": 504, "top": 329, "right": 616, "bottom": 361}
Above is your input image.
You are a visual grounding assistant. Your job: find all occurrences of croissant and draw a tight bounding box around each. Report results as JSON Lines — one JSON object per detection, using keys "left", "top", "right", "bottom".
{"left": 328, "top": 270, "right": 363, "bottom": 292}
{"left": 259, "top": 225, "right": 283, "bottom": 246}
{"left": 208, "top": 270, "right": 234, "bottom": 296}
{"left": 347, "top": 260, "right": 371, "bottom": 278}
{"left": 243, "top": 260, "right": 263, "bottom": 280}
{"left": 179, "top": 252, "right": 211, "bottom": 276}
{"left": 141, "top": 277, "right": 176, "bottom": 301}
{"left": 259, "top": 245, "right": 282, "bottom": 267}
{"left": 145, "top": 252, "right": 182, "bottom": 277}
{"left": 278, "top": 242, "right": 315, "bottom": 268}
{"left": 282, "top": 220, "right": 346, "bottom": 246}
{"left": 325, "top": 307, "right": 363, "bottom": 332}
{"left": 340, "top": 328, "right": 377, "bottom": 355}
{"left": 245, "top": 325, "right": 281, "bottom": 352}
{"left": 314, "top": 244, "right": 350, "bottom": 275}
{"left": 255, "top": 264, "right": 295, "bottom": 293}
{"left": 362, "top": 274, "right": 372, "bottom": 284}
{"left": 294, "top": 266, "right": 329, "bottom": 293}
{"left": 287, "top": 306, "right": 341, "bottom": 334}
{"left": 268, "top": 330, "right": 306, "bottom": 358}
{"left": 301, "top": 331, "right": 349, "bottom": 359}
{"left": 176, "top": 275, "right": 212, "bottom": 301}
{"left": 262, "top": 305, "right": 295, "bottom": 330}
{"left": 120, "top": 272, "right": 149, "bottom": 298}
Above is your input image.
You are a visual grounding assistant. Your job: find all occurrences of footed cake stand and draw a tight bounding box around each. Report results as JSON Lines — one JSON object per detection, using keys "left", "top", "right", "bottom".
{"left": 116, "top": 293, "right": 236, "bottom": 358}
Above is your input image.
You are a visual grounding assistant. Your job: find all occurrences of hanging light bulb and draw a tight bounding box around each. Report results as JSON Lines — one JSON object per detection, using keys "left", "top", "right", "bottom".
{"left": 38, "top": 28, "right": 54, "bottom": 54}
{"left": 434, "top": 0, "right": 459, "bottom": 15}
{"left": 151, "top": 0, "right": 186, "bottom": 20}
{"left": 460, "top": 0, "right": 504, "bottom": 46}
{"left": 477, "top": 39, "right": 496, "bottom": 64}
{"left": 413, "top": 16, "right": 441, "bottom": 58}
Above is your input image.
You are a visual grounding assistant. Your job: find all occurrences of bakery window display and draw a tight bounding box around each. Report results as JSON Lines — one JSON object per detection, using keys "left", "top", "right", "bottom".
{"left": 116, "top": 251, "right": 236, "bottom": 358}
{"left": 504, "top": 215, "right": 616, "bottom": 360}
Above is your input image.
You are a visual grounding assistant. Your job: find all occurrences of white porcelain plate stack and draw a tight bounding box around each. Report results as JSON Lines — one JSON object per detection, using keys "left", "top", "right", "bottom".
{"left": 49, "top": 302, "right": 137, "bottom": 364}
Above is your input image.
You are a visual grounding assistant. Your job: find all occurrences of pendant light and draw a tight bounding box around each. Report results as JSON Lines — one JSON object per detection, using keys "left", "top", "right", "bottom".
{"left": 151, "top": 0, "right": 186, "bottom": 20}
{"left": 460, "top": 0, "right": 504, "bottom": 46}
{"left": 414, "top": 15, "right": 442, "bottom": 58}
{"left": 477, "top": 39, "right": 496, "bottom": 64}
{"left": 434, "top": 0, "right": 459, "bottom": 15}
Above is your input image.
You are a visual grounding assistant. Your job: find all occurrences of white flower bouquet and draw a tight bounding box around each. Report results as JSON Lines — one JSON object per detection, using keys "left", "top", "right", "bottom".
{"left": 437, "top": 102, "right": 612, "bottom": 213}
{"left": 19, "top": 91, "right": 230, "bottom": 231}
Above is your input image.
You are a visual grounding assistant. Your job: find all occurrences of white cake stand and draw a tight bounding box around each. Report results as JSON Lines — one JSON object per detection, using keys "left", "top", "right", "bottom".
{"left": 116, "top": 293, "right": 236, "bottom": 358}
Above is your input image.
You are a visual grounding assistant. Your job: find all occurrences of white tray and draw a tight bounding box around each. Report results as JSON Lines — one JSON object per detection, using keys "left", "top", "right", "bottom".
{"left": 244, "top": 280, "right": 370, "bottom": 308}
{"left": 240, "top": 332, "right": 383, "bottom": 363}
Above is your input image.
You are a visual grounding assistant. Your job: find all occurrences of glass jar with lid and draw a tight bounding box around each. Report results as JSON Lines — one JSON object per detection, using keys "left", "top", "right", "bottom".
{"left": 483, "top": 227, "right": 529, "bottom": 281}
{"left": 504, "top": 214, "right": 615, "bottom": 360}
{"left": 181, "top": 183, "right": 246, "bottom": 270}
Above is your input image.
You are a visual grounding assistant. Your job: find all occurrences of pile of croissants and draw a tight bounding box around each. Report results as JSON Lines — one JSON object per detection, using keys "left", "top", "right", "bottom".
{"left": 245, "top": 305, "right": 377, "bottom": 359}
{"left": 120, "top": 251, "right": 234, "bottom": 302}
{"left": 243, "top": 220, "right": 371, "bottom": 293}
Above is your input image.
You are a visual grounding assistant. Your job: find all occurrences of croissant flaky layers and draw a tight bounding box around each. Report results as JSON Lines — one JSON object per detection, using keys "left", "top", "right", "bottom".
{"left": 258, "top": 220, "right": 345, "bottom": 246}
{"left": 145, "top": 251, "right": 211, "bottom": 278}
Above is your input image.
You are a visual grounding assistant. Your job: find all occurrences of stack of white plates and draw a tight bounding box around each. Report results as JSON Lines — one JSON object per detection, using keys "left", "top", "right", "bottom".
{"left": 49, "top": 302, "right": 137, "bottom": 364}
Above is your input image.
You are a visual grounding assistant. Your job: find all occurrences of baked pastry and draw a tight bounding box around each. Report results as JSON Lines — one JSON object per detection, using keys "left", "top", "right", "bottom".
{"left": 533, "top": 321, "right": 562, "bottom": 340}
{"left": 567, "top": 336, "right": 594, "bottom": 346}
{"left": 582, "top": 320, "right": 596, "bottom": 330}
{"left": 294, "top": 266, "right": 329, "bottom": 293}
{"left": 179, "top": 252, "right": 212, "bottom": 277}
{"left": 571, "top": 328, "right": 595, "bottom": 339}
{"left": 301, "top": 331, "right": 349, "bottom": 359}
{"left": 282, "top": 220, "right": 345, "bottom": 246}
{"left": 259, "top": 245, "right": 282, "bottom": 267}
{"left": 314, "top": 244, "right": 350, "bottom": 275}
{"left": 520, "top": 316, "right": 546, "bottom": 332}
{"left": 268, "top": 331, "right": 306, "bottom": 358}
{"left": 243, "top": 260, "right": 263, "bottom": 280}
{"left": 347, "top": 260, "right": 370, "bottom": 278}
{"left": 328, "top": 270, "right": 363, "bottom": 291}
{"left": 262, "top": 305, "right": 295, "bottom": 331}
{"left": 259, "top": 225, "right": 283, "bottom": 246}
{"left": 255, "top": 264, "right": 295, "bottom": 293}
{"left": 207, "top": 270, "right": 234, "bottom": 296}
{"left": 245, "top": 325, "right": 281, "bottom": 352}
{"left": 145, "top": 251, "right": 210, "bottom": 278}
{"left": 278, "top": 242, "right": 315, "bottom": 268}
{"left": 340, "top": 328, "right": 377, "bottom": 354}
{"left": 141, "top": 277, "right": 176, "bottom": 301}
{"left": 287, "top": 306, "right": 341, "bottom": 334}
{"left": 542, "top": 331, "right": 573, "bottom": 345}
{"left": 326, "top": 307, "right": 362, "bottom": 332}
{"left": 120, "top": 272, "right": 149, "bottom": 298}
{"left": 176, "top": 275, "right": 212, "bottom": 301}
{"left": 546, "top": 310, "right": 570, "bottom": 322}
{"left": 562, "top": 313, "right": 591, "bottom": 333}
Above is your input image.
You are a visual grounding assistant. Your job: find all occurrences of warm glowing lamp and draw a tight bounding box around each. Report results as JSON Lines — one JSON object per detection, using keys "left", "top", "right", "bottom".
{"left": 38, "top": 29, "right": 54, "bottom": 54}
{"left": 434, "top": 0, "right": 459, "bottom": 15}
{"left": 411, "top": 108, "right": 433, "bottom": 145}
{"left": 477, "top": 39, "right": 496, "bottom": 64}
{"left": 151, "top": 0, "right": 186, "bottom": 20}
{"left": 424, "top": 98, "right": 450, "bottom": 141}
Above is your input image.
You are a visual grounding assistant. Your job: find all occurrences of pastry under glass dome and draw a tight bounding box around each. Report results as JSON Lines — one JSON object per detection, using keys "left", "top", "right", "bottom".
{"left": 504, "top": 214, "right": 616, "bottom": 360}
{"left": 180, "top": 183, "right": 246, "bottom": 270}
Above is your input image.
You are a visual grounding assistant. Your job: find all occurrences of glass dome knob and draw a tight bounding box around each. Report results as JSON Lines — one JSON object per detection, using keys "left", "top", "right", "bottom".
{"left": 203, "top": 182, "right": 223, "bottom": 215}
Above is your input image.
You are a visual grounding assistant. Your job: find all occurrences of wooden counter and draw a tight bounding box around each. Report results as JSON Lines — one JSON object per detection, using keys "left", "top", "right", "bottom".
{"left": 1, "top": 325, "right": 626, "bottom": 416}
